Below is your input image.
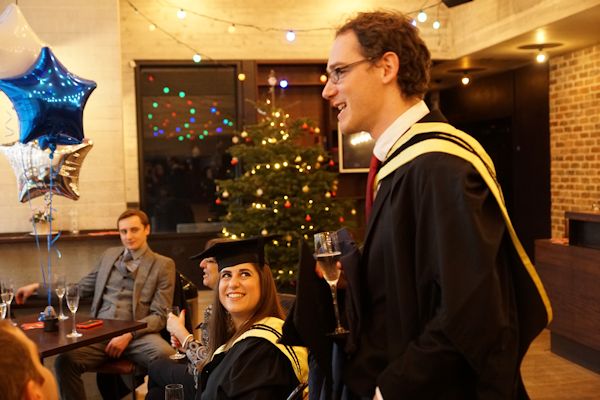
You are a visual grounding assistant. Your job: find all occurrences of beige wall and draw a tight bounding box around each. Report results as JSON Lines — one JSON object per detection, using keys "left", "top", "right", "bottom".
{"left": 549, "top": 44, "right": 600, "bottom": 238}
{"left": 0, "top": 0, "right": 598, "bottom": 235}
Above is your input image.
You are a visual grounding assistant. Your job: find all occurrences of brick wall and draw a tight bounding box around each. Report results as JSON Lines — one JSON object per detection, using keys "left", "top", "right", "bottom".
{"left": 549, "top": 44, "right": 600, "bottom": 238}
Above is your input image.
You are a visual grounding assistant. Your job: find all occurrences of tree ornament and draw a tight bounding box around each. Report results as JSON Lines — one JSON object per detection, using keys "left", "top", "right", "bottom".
{"left": 315, "top": 127, "right": 321, "bottom": 134}
{"left": 261, "top": 228, "right": 269, "bottom": 236}
{"left": 245, "top": 137, "right": 252, "bottom": 143}
{"left": 351, "top": 208, "right": 357, "bottom": 215}
{"left": 295, "top": 155, "right": 302, "bottom": 163}
{"left": 331, "top": 191, "right": 337, "bottom": 197}
{"left": 215, "top": 198, "right": 222, "bottom": 205}
{"left": 329, "top": 160, "right": 335, "bottom": 167}
{"left": 301, "top": 122, "right": 308, "bottom": 130}
{"left": 339, "top": 216, "right": 345, "bottom": 223}
{"left": 302, "top": 185, "right": 309, "bottom": 193}
{"left": 325, "top": 191, "right": 331, "bottom": 198}
{"left": 284, "top": 200, "right": 291, "bottom": 208}
{"left": 285, "top": 234, "right": 293, "bottom": 242}
{"left": 231, "top": 157, "right": 239, "bottom": 166}
{"left": 305, "top": 214, "right": 311, "bottom": 222}
{"left": 317, "top": 155, "right": 324, "bottom": 163}
{"left": 241, "top": 130, "right": 248, "bottom": 138}
{"left": 222, "top": 190, "right": 229, "bottom": 198}
{"left": 232, "top": 136, "right": 240, "bottom": 144}
{"left": 256, "top": 188, "right": 264, "bottom": 196}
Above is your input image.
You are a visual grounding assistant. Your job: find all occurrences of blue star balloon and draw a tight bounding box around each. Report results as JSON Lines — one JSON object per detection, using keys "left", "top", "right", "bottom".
{"left": 0, "top": 46, "right": 96, "bottom": 148}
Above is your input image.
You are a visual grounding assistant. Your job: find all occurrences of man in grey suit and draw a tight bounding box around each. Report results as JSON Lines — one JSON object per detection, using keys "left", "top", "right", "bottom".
{"left": 16, "top": 209, "right": 176, "bottom": 400}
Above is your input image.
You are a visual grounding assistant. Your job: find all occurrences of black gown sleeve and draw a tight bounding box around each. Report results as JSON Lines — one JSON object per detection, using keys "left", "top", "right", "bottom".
{"left": 200, "top": 337, "right": 300, "bottom": 400}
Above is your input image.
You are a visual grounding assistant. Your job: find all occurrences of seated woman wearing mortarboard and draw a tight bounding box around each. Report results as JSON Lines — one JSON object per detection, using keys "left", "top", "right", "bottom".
{"left": 146, "top": 237, "right": 308, "bottom": 400}
{"left": 146, "top": 238, "right": 231, "bottom": 400}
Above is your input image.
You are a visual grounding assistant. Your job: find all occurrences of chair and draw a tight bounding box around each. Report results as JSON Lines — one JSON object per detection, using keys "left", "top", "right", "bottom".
{"left": 93, "top": 359, "right": 137, "bottom": 400}
{"left": 93, "top": 272, "right": 196, "bottom": 400}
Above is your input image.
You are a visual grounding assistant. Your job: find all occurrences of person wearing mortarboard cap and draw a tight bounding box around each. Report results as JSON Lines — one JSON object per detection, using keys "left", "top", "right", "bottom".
{"left": 146, "top": 236, "right": 308, "bottom": 400}
{"left": 147, "top": 237, "right": 231, "bottom": 400}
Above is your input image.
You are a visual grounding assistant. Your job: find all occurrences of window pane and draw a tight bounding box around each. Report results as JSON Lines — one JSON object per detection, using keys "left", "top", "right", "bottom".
{"left": 137, "top": 64, "right": 237, "bottom": 232}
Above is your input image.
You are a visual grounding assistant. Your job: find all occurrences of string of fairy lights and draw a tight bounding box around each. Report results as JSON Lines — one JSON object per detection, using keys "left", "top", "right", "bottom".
{"left": 126, "top": 0, "right": 446, "bottom": 63}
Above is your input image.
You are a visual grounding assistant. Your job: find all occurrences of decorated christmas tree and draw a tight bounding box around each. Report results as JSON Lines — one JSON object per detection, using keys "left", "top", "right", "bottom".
{"left": 215, "top": 100, "right": 356, "bottom": 287}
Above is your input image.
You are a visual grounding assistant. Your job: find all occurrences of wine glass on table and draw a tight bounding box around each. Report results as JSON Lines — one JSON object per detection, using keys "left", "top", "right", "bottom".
{"left": 54, "top": 274, "right": 68, "bottom": 320}
{"left": 314, "top": 231, "right": 350, "bottom": 337}
{"left": 65, "top": 283, "right": 82, "bottom": 338}
{"left": 167, "top": 306, "right": 187, "bottom": 360}
{"left": 1, "top": 279, "right": 16, "bottom": 326}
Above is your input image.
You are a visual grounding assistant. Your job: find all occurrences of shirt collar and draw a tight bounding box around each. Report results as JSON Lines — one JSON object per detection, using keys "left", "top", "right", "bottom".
{"left": 126, "top": 243, "right": 148, "bottom": 260}
{"left": 372, "top": 100, "right": 430, "bottom": 162}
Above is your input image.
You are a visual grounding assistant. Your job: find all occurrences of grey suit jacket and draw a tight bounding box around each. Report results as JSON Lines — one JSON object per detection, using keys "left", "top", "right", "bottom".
{"left": 78, "top": 246, "right": 176, "bottom": 336}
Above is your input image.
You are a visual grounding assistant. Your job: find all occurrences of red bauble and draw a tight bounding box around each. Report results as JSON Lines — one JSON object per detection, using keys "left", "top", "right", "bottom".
{"left": 245, "top": 137, "right": 252, "bottom": 143}
{"left": 331, "top": 191, "right": 337, "bottom": 197}
{"left": 215, "top": 198, "right": 222, "bottom": 205}
{"left": 339, "top": 216, "right": 345, "bottom": 223}
{"left": 284, "top": 200, "right": 292, "bottom": 208}
{"left": 231, "top": 157, "right": 239, "bottom": 166}
{"left": 305, "top": 214, "right": 311, "bottom": 222}
{"left": 328, "top": 160, "right": 335, "bottom": 167}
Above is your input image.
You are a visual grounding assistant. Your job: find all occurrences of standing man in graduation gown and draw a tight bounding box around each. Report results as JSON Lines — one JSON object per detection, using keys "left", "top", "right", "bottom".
{"left": 320, "top": 10, "right": 552, "bottom": 399}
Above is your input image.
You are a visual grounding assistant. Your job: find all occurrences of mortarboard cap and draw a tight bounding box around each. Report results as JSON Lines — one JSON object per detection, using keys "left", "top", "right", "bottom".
{"left": 189, "top": 236, "right": 276, "bottom": 271}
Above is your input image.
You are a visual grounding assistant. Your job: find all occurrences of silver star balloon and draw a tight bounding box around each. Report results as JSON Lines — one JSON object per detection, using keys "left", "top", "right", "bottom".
{"left": 0, "top": 139, "right": 93, "bottom": 202}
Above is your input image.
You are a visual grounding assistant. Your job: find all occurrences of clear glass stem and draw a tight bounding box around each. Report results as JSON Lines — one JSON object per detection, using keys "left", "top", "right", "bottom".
{"left": 58, "top": 297, "right": 63, "bottom": 317}
{"left": 6, "top": 301, "right": 10, "bottom": 321}
{"left": 71, "top": 311, "right": 77, "bottom": 335}
{"left": 329, "top": 284, "right": 344, "bottom": 331}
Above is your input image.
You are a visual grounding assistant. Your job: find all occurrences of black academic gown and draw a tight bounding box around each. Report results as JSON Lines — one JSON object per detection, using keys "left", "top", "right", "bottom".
{"left": 342, "top": 110, "right": 549, "bottom": 399}
{"left": 199, "top": 337, "right": 300, "bottom": 399}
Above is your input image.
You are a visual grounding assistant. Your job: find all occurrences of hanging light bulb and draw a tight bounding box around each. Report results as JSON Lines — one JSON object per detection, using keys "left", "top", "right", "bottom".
{"left": 286, "top": 30, "right": 296, "bottom": 42}
{"left": 433, "top": 20, "right": 441, "bottom": 30}
{"left": 228, "top": 24, "right": 236, "bottom": 34}
{"left": 237, "top": 73, "right": 246, "bottom": 81}
{"left": 536, "top": 50, "right": 547, "bottom": 63}
{"left": 192, "top": 54, "right": 202, "bottom": 63}
{"left": 417, "top": 10, "right": 427, "bottom": 23}
{"left": 461, "top": 74, "right": 470, "bottom": 85}
{"left": 177, "top": 9, "right": 187, "bottom": 20}
{"left": 279, "top": 79, "right": 289, "bottom": 88}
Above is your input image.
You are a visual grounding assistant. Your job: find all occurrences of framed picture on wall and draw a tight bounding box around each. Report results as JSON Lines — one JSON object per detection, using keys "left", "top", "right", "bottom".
{"left": 337, "top": 128, "right": 375, "bottom": 173}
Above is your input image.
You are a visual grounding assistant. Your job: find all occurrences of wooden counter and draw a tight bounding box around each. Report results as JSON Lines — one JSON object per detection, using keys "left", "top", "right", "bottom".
{"left": 535, "top": 212, "right": 600, "bottom": 373}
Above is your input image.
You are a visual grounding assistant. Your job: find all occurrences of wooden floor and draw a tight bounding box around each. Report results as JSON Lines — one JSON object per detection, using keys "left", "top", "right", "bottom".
{"left": 522, "top": 329, "right": 600, "bottom": 399}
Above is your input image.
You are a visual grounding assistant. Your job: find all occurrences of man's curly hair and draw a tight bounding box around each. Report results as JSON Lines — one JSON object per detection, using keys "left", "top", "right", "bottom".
{"left": 337, "top": 10, "right": 431, "bottom": 99}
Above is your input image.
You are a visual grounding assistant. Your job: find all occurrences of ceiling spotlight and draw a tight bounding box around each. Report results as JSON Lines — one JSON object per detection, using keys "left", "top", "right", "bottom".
{"left": 279, "top": 79, "right": 289, "bottom": 89}
{"left": 286, "top": 30, "right": 296, "bottom": 42}
{"left": 192, "top": 54, "right": 202, "bottom": 63}
{"left": 177, "top": 9, "right": 186, "bottom": 20}
{"left": 536, "top": 51, "right": 547, "bottom": 63}
{"left": 448, "top": 67, "right": 485, "bottom": 87}
{"left": 433, "top": 20, "right": 441, "bottom": 30}
{"left": 518, "top": 42, "right": 562, "bottom": 64}
{"left": 417, "top": 11, "right": 428, "bottom": 23}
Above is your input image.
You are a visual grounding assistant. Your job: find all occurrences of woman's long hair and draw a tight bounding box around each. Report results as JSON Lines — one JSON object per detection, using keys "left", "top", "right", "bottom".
{"left": 203, "top": 263, "right": 284, "bottom": 367}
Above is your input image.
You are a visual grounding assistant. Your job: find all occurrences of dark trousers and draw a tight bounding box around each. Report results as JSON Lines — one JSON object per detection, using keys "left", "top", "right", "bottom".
{"left": 146, "top": 357, "right": 198, "bottom": 400}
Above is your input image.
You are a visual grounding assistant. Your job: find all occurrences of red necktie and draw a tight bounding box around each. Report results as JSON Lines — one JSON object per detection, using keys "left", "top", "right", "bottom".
{"left": 365, "top": 154, "right": 382, "bottom": 222}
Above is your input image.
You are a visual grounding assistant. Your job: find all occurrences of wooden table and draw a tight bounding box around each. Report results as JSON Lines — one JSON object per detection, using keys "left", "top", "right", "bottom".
{"left": 20, "top": 314, "right": 147, "bottom": 359}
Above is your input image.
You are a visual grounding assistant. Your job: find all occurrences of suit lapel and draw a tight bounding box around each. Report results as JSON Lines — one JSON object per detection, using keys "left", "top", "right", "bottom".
{"left": 133, "top": 249, "right": 154, "bottom": 316}
{"left": 92, "top": 247, "right": 121, "bottom": 316}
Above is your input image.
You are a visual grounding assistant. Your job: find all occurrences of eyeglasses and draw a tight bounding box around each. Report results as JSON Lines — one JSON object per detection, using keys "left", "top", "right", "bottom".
{"left": 326, "top": 58, "right": 372, "bottom": 84}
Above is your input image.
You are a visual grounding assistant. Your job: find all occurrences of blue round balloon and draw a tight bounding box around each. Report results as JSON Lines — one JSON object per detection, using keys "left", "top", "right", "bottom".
{"left": 0, "top": 47, "right": 96, "bottom": 146}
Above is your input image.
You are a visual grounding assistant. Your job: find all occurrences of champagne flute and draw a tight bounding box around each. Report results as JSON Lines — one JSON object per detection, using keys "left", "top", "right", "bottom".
{"left": 165, "top": 383, "right": 184, "bottom": 400}
{"left": 65, "top": 283, "right": 82, "bottom": 338}
{"left": 167, "top": 306, "right": 186, "bottom": 360}
{"left": 54, "top": 274, "right": 68, "bottom": 320}
{"left": 314, "top": 231, "right": 349, "bottom": 337}
{"left": 0, "top": 279, "right": 16, "bottom": 326}
{"left": 0, "top": 302, "right": 6, "bottom": 320}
